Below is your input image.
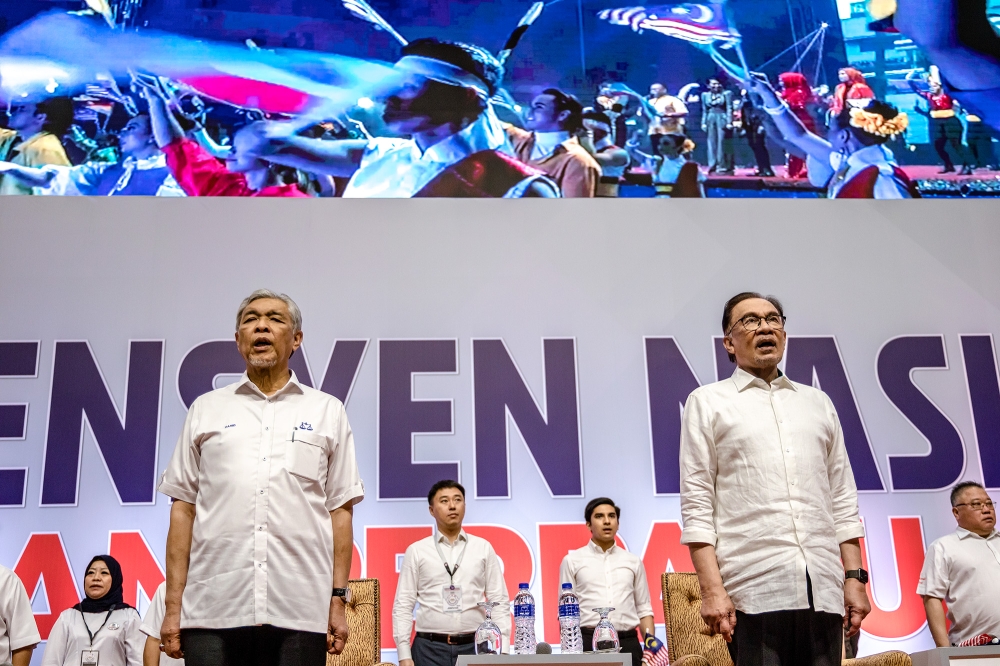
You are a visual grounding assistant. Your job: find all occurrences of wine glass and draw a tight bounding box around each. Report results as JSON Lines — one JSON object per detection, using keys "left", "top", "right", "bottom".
{"left": 591, "top": 607, "right": 620, "bottom": 653}
{"left": 475, "top": 601, "right": 503, "bottom": 655}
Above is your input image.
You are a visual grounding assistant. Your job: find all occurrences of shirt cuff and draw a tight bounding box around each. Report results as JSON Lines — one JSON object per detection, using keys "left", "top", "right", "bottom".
{"left": 157, "top": 481, "right": 197, "bottom": 504}
{"left": 395, "top": 641, "right": 412, "bottom": 660}
{"left": 679, "top": 527, "right": 718, "bottom": 547}
{"left": 8, "top": 630, "right": 41, "bottom": 651}
{"left": 835, "top": 523, "right": 866, "bottom": 543}
{"left": 326, "top": 484, "right": 365, "bottom": 512}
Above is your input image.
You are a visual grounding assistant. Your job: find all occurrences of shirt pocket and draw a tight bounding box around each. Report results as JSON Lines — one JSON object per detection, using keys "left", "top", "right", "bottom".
{"left": 286, "top": 431, "right": 325, "bottom": 482}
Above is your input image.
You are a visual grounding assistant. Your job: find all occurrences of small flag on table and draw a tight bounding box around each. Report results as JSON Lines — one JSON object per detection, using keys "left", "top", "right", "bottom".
{"left": 642, "top": 632, "right": 670, "bottom": 666}
{"left": 958, "top": 634, "right": 1000, "bottom": 647}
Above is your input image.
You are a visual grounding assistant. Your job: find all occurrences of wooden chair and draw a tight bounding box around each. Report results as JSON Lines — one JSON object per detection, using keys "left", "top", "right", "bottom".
{"left": 327, "top": 579, "right": 396, "bottom": 666}
{"left": 661, "top": 573, "right": 912, "bottom": 666}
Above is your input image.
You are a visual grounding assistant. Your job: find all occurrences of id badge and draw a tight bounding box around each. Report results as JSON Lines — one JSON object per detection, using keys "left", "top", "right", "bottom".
{"left": 442, "top": 585, "right": 462, "bottom": 613}
{"left": 81, "top": 649, "right": 99, "bottom": 666}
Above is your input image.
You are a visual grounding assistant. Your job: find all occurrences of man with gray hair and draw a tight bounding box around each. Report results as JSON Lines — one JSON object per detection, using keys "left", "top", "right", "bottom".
{"left": 158, "top": 289, "right": 365, "bottom": 666}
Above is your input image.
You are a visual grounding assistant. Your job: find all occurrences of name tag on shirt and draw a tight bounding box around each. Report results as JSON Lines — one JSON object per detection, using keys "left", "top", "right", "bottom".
{"left": 81, "top": 649, "right": 99, "bottom": 666}
{"left": 442, "top": 585, "right": 462, "bottom": 613}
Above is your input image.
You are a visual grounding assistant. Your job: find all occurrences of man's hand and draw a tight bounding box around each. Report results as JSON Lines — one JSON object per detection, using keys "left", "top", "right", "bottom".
{"left": 328, "top": 597, "right": 350, "bottom": 654}
{"left": 843, "top": 579, "right": 871, "bottom": 638}
{"left": 700, "top": 589, "right": 737, "bottom": 642}
{"left": 160, "top": 611, "right": 183, "bottom": 659}
{"left": 400, "top": 660, "right": 415, "bottom": 666}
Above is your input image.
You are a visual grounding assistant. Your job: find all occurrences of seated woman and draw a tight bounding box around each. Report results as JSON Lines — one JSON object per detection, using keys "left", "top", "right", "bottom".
{"left": 42, "top": 555, "right": 143, "bottom": 666}
{"left": 745, "top": 75, "right": 916, "bottom": 199}
{"left": 628, "top": 133, "right": 704, "bottom": 197}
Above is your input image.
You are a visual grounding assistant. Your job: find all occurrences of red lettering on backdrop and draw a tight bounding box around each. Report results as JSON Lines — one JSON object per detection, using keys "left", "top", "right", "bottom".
{"left": 860, "top": 516, "right": 928, "bottom": 639}
{"left": 13, "top": 533, "right": 80, "bottom": 639}
{"left": 109, "top": 531, "right": 164, "bottom": 607}
{"left": 641, "top": 521, "right": 695, "bottom": 624}
{"left": 538, "top": 523, "right": 626, "bottom": 643}
{"left": 366, "top": 525, "right": 432, "bottom": 649}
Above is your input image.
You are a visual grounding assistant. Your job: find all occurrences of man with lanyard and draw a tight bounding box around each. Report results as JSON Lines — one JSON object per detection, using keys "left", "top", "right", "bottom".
{"left": 393, "top": 480, "right": 510, "bottom": 666}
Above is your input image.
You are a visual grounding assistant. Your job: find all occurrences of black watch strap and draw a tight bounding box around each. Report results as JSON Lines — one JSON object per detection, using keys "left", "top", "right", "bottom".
{"left": 845, "top": 568, "right": 869, "bottom": 584}
{"left": 332, "top": 587, "right": 350, "bottom": 598}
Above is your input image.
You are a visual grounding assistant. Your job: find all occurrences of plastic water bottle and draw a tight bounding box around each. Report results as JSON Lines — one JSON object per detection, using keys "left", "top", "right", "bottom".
{"left": 513, "top": 583, "right": 537, "bottom": 654}
{"left": 558, "top": 582, "right": 583, "bottom": 653}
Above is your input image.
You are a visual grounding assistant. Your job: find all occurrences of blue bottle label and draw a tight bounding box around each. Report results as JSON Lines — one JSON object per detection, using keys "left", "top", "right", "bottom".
{"left": 558, "top": 603, "right": 580, "bottom": 618}
{"left": 514, "top": 604, "right": 535, "bottom": 617}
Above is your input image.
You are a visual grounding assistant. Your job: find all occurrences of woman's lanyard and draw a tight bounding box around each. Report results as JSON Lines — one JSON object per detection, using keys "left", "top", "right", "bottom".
{"left": 433, "top": 534, "right": 468, "bottom": 589}
{"left": 79, "top": 609, "right": 114, "bottom": 646}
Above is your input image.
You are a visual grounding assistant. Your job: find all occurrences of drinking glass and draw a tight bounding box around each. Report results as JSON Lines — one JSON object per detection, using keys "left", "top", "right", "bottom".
{"left": 591, "top": 607, "right": 620, "bottom": 653}
{"left": 475, "top": 601, "right": 503, "bottom": 655}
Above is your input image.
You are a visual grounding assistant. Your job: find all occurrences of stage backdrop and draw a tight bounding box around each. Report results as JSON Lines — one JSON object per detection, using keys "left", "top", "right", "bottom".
{"left": 2, "top": 198, "right": 1000, "bottom": 662}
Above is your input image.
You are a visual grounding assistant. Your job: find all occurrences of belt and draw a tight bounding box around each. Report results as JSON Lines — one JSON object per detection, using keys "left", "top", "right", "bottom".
{"left": 416, "top": 632, "right": 476, "bottom": 645}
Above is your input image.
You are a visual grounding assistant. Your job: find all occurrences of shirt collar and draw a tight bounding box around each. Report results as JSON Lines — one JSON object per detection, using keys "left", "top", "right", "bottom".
{"left": 588, "top": 539, "right": 617, "bottom": 555}
{"left": 12, "top": 132, "right": 49, "bottom": 153}
{"left": 123, "top": 152, "right": 167, "bottom": 170}
{"left": 237, "top": 370, "right": 305, "bottom": 398}
{"left": 845, "top": 144, "right": 896, "bottom": 171}
{"left": 731, "top": 366, "right": 796, "bottom": 392}
{"left": 436, "top": 529, "right": 468, "bottom": 544}
{"left": 417, "top": 110, "right": 505, "bottom": 165}
{"left": 531, "top": 130, "right": 572, "bottom": 160}
{"left": 956, "top": 526, "right": 999, "bottom": 540}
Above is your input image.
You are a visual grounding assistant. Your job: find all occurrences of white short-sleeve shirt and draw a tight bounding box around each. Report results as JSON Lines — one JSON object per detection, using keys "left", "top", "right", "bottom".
{"left": 139, "top": 582, "right": 184, "bottom": 665}
{"left": 0, "top": 564, "right": 40, "bottom": 664}
{"left": 41, "top": 607, "right": 143, "bottom": 666}
{"left": 157, "top": 372, "right": 365, "bottom": 633}
{"left": 917, "top": 528, "right": 1000, "bottom": 645}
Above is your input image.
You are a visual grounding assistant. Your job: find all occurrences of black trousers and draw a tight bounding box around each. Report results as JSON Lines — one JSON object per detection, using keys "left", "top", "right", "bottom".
{"left": 180, "top": 626, "right": 327, "bottom": 666}
{"left": 745, "top": 126, "right": 772, "bottom": 173}
{"left": 411, "top": 636, "right": 475, "bottom": 666}
{"left": 930, "top": 116, "right": 972, "bottom": 168}
{"left": 726, "top": 576, "right": 842, "bottom": 666}
{"left": 581, "top": 626, "right": 643, "bottom": 666}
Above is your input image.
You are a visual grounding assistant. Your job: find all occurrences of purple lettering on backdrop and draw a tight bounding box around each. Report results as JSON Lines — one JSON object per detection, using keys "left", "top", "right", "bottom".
{"left": 378, "top": 340, "right": 458, "bottom": 499}
{"left": 960, "top": 335, "right": 1000, "bottom": 488}
{"left": 0, "top": 469, "right": 27, "bottom": 506}
{"left": 644, "top": 338, "right": 701, "bottom": 495}
{"left": 879, "top": 336, "right": 965, "bottom": 491}
{"left": 784, "top": 337, "right": 884, "bottom": 491}
{"left": 0, "top": 342, "right": 38, "bottom": 505}
{"left": 41, "top": 341, "right": 163, "bottom": 505}
{"left": 713, "top": 336, "right": 736, "bottom": 380}
{"left": 0, "top": 342, "right": 39, "bottom": 376}
{"left": 0, "top": 404, "right": 28, "bottom": 438}
{"left": 472, "top": 339, "right": 582, "bottom": 497}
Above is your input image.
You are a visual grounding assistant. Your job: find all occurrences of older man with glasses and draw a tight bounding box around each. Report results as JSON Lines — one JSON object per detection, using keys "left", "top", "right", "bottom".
{"left": 679, "top": 291, "right": 870, "bottom": 666}
{"left": 918, "top": 481, "right": 1000, "bottom": 646}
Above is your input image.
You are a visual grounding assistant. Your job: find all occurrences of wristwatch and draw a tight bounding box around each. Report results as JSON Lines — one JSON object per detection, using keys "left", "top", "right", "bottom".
{"left": 845, "top": 569, "right": 869, "bottom": 584}
{"left": 332, "top": 587, "right": 353, "bottom": 603}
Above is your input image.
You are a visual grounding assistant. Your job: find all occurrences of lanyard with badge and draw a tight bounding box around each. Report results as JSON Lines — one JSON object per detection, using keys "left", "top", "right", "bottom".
{"left": 434, "top": 534, "right": 468, "bottom": 613}
{"left": 78, "top": 609, "right": 113, "bottom": 666}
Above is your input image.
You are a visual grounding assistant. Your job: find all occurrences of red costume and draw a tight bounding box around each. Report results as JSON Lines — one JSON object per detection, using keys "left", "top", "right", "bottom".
{"left": 779, "top": 72, "right": 816, "bottom": 179}
{"left": 835, "top": 165, "right": 919, "bottom": 198}
{"left": 831, "top": 68, "right": 874, "bottom": 116}
{"left": 413, "top": 150, "right": 546, "bottom": 197}
{"left": 163, "top": 138, "right": 309, "bottom": 197}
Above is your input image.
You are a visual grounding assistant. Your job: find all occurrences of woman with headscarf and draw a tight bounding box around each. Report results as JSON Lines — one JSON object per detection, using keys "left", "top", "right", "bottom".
{"left": 778, "top": 72, "right": 817, "bottom": 178}
{"left": 830, "top": 68, "right": 875, "bottom": 117}
{"left": 42, "top": 555, "right": 144, "bottom": 666}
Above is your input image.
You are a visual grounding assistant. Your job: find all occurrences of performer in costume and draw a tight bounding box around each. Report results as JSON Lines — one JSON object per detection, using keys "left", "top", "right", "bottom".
{"left": 0, "top": 114, "right": 184, "bottom": 196}
{"left": 627, "top": 133, "right": 703, "bottom": 197}
{"left": 646, "top": 83, "right": 689, "bottom": 137}
{"left": 830, "top": 68, "right": 874, "bottom": 117}
{"left": 700, "top": 79, "right": 734, "bottom": 174}
{"left": 596, "top": 82, "right": 632, "bottom": 147}
{"left": 778, "top": 72, "right": 816, "bottom": 178}
{"left": 746, "top": 75, "right": 916, "bottom": 198}
{"left": 249, "top": 40, "right": 557, "bottom": 197}
{"left": 0, "top": 97, "right": 73, "bottom": 195}
{"left": 579, "top": 109, "right": 629, "bottom": 197}
{"left": 907, "top": 72, "right": 975, "bottom": 174}
{"left": 739, "top": 88, "right": 775, "bottom": 177}
{"left": 506, "top": 88, "right": 601, "bottom": 197}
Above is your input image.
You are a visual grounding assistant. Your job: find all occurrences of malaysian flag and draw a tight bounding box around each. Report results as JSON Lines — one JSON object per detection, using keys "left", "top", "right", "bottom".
{"left": 597, "top": 2, "right": 739, "bottom": 46}
{"left": 958, "top": 634, "right": 1000, "bottom": 647}
{"left": 642, "top": 632, "right": 670, "bottom": 666}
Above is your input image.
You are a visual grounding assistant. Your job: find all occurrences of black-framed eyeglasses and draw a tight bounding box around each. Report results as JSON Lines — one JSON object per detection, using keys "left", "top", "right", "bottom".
{"left": 954, "top": 500, "right": 994, "bottom": 511}
{"left": 727, "top": 313, "right": 786, "bottom": 336}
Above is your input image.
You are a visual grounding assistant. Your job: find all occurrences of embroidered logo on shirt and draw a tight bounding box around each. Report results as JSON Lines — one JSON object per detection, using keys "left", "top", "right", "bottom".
{"left": 108, "top": 623, "right": 121, "bottom": 630}
{"left": 299, "top": 421, "right": 313, "bottom": 431}
{"left": 225, "top": 423, "right": 236, "bottom": 429}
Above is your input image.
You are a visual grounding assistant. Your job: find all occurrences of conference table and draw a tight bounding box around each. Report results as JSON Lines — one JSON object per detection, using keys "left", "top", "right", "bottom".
{"left": 458, "top": 654, "right": 631, "bottom": 666}
{"left": 910, "top": 646, "right": 1000, "bottom": 665}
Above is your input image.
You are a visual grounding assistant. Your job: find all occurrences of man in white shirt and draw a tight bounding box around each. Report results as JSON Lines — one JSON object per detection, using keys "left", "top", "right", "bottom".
{"left": 157, "top": 289, "right": 365, "bottom": 666}
{"left": 679, "top": 291, "right": 870, "bottom": 666}
{"left": 0, "top": 563, "right": 40, "bottom": 666}
{"left": 918, "top": 481, "right": 1000, "bottom": 646}
{"left": 559, "top": 497, "right": 654, "bottom": 666}
{"left": 393, "top": 480, "right": 510, "bottom": 666}
{"left": 140, "top": 581, "right": 184, "bottom": 666}
{"left": 646, "top": 83, "right": 689, "bottom": 136}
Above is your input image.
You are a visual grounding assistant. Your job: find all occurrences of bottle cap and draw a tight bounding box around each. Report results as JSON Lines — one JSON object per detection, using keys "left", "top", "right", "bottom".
{"left": 519, "top": 582, "right": 530, "bottom": 589}
{"left": 562, "top": 583, "right": 572, "bottom": 589}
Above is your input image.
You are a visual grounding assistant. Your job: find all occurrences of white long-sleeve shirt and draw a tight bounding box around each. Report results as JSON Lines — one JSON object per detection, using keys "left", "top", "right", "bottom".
{"left": 392, "top": 530, "right": 510, "bottom": 660}
{"left": 679, "top": 367, "right": 865, "bottom": 616}
{"left": 138, "top": 582, "right": 184, "bottom": 666}
{"left": 42, "top": 607, "right": 143, "bottom": 666}
{"left": 559, "top": 541, "right": 653, "bottom": 630}
{"left": 0, "top": 564, "right": 40, "bottom": 664}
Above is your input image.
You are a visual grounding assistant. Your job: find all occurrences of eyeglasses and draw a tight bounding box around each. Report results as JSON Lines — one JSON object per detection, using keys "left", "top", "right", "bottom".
{"left": 727, "top": 313, "right": 786, "bottom": 336}
{"left": 954, "top": 500, "right": 994, "bottom": 511}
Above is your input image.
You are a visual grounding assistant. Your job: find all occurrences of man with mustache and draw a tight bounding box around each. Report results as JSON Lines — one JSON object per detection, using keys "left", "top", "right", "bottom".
{"left": 679, "top": 292, "right": 869, "bottom": 666}
{"left": 250, "top": 39, "right": 557, "bottom": 197}
{"left": 157, "top": 290, "right": 365, "bottom": 666}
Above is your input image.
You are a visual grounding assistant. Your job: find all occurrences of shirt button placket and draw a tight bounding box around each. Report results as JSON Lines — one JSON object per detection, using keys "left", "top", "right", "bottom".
{"left": 254, "top": 396, "right": 276, "bottom": 624}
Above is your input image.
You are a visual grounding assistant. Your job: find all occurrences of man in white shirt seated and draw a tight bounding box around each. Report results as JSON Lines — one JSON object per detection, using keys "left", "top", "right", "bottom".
{"left": 918, "top": 481, "right": 1000, "bottom": 646}
{"left": 679, "top": 291, "right": 870, "bottom": 666}
{"left": 393, "top": 480, "right": 510, "bottom": 666}
{"left": 559, "top": 497, "right": 654, "bottom": 666}
{"left": 0, "top": 563, "right": 40, "bottom": 666}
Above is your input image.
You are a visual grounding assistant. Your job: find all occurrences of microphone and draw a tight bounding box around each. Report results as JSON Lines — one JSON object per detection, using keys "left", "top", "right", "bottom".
{"left": 535, "top": 642, "right": 553, "bottom": 654}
